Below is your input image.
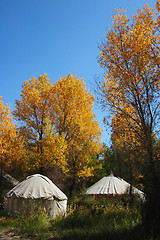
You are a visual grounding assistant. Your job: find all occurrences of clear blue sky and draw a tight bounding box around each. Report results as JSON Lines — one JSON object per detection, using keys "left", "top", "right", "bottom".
{"left": 0, "top": 0, "right": 156, "bottom": 144}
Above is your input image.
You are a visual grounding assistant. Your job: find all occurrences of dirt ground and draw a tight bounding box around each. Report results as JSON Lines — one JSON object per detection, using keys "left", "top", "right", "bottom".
{"left": 0, "top": 231, "right": 29, "bottom": 240}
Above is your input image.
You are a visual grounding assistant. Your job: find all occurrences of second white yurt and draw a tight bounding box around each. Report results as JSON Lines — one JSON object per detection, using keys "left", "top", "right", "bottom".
{"left": 5, "top": 174, "right": 68, "bottom": 218}
{"left": 86, "top": 174, "right": 144, "bottom": 200}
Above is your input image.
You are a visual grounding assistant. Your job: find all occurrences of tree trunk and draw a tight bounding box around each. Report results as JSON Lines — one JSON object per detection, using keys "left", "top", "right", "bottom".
{"left": 143, "top": 130, "right": 160, "bottom": 238}
{"left": 39, "top": 130, "right": 45, "bottom": 174}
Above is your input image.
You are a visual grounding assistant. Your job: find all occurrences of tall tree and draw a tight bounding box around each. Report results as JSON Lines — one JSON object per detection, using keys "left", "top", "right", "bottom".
{"left": 13, "top": 73, "right": 102, "bottom": 188}
{"left": 13, "top": 74, "right": 67, "bottom": 172}
{"left": 50, "top": 74, "right": 102, "bottom": 194}
{"left": 98, "top": 3, "right": 160, "bottom": 237}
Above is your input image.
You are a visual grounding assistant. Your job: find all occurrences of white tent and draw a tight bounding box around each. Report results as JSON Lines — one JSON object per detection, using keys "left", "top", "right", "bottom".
{"left": 86, "top": 174, "right": 145, "bottom": 200}
{"left": 5, "top": 174, "right": 68, "bottom": 218}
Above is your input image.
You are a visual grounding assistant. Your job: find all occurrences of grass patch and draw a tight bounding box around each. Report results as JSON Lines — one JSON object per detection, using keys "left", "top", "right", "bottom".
{"left": 0, "top": 209, "right": 57, "bottom": 239}
{"left": 0, "top": 196, "right": 146, "bottom": 240}
{"left": 54, "top": 196, "right": 143, "bottom": 240}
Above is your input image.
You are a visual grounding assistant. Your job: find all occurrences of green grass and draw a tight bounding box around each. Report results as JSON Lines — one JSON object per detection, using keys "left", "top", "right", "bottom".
{"left": 0, "top": 196, "right": 149, "bottom": 240}
{"left": 0, "top": 209, "right": 57, "bottom": 239}
{"left": 54, "top": 196, "right": 143, "bottom": 240}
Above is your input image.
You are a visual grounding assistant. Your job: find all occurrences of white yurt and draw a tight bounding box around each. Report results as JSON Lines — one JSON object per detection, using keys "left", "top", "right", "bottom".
{"left": 5, "top": 174, "right": 68, "bottom": 218}
{"left": 86, "top": 174, "right": 145, "bottom": 200}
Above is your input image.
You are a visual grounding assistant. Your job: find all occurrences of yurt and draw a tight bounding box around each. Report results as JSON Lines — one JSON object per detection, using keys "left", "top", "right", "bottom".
{"left": 86, "top": 174, "right": 145, "bottom": 200}
{"left": 5, "top": 174, "right": 68, "bottom": 218}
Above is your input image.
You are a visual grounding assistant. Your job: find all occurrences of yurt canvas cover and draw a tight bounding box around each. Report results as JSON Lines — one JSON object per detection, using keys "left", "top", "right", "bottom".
{"left": 86, "top": 174, "right": 144, "bottom": 199}
{"left": 5, "top": 174, "right": 67, "bottom": 218}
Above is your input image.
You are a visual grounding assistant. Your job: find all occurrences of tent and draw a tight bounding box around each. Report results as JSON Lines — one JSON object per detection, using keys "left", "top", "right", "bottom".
{"left": 86, "top": 174, "right": 145, "bottom": 200}
{"left": 5, "top": 174, "right": 68, "bottom": 218}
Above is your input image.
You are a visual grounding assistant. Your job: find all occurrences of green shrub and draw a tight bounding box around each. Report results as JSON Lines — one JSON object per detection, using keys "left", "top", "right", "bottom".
{"left": 52, "top": 194, "right": 143, "bottom": 240}
{"left": 0, "top": 194, "right": 144, "bottom": 240}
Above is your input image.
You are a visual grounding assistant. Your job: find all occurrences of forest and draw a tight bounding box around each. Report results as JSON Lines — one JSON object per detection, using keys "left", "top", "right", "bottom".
{"left": 0, "top": 1, "right": 160, "bottom": 239}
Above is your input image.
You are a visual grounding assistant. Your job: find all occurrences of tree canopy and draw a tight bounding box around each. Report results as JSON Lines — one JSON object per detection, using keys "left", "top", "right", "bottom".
{"left": 13, "top": 74, "right": 102, "bottom": 186}
{"left": 50, "top": 74, "right": 102, "bottom": 191}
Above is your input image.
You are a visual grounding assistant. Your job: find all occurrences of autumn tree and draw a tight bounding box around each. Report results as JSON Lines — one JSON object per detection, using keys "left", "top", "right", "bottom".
{"left": 13, "top": 73, "right": 102, "bottom": 189}
{"left": 13, "top": 74, "right": 67, "bottom": 173}
{"left": 0, "top": 97, "right": 23, "bottom": 172}
{"left": 98, "top": 2, "right": 160, "bottom": 237}
{"left": 50, "top": 74, "right": 102, "bottom": 195}
{"left": 110, "top": 113, "right": 146, "bottom": 188}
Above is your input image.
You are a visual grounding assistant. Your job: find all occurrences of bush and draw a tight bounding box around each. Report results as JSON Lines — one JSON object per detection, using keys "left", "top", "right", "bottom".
{"left": 0, "top": 194, "right": 144, "bottom": 240}
{"left": 53, "top": 194, "right": 143, "bottom": 240}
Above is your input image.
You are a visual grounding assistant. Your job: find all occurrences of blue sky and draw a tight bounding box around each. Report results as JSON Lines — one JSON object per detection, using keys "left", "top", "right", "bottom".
{"left": 0, "top": 0, "right": 156, "bottom": 144}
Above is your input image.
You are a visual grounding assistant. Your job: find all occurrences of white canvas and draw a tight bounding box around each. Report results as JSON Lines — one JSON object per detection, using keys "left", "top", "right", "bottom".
{"left": 86, "top": 174, "right": 144, "bottom": 199}
{"left": 5, "top": 174, "right": 67, "bottom": 218}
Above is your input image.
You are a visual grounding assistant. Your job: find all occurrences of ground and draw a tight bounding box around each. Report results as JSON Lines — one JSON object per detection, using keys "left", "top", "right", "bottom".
{"left": 0, "top": 231, "right": 29, "bottom": 240}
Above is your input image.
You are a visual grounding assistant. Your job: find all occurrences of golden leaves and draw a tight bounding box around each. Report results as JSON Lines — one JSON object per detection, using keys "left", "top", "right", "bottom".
{"left": 0, "top": 97, "right": 24, "bottom": 170}
{"left": 98, "top": 2, "right": 160, "bottom": 118}
{"left": 50, "top": 74, "right": 102, "bottom": 181}
{"left": 11, "top": 73, "right": 102, "bottom": 180}
{"left": 98, "top": 2, "right": 160, "bottom": 185}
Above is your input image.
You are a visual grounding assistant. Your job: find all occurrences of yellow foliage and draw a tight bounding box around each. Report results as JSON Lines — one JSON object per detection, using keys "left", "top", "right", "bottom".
{"left": 50, "top": 74, "right": 102, "bottom": 181}
{"left": 98, "top": 3, "right": 160, "bottom": 171}
{"left": 13, "top": 74, "right": 68, "bottom": 171}
{"left": 13, "top": 73, "right": 102, "bottom": 181}
{"left": 0, "top": 97, "right": 24, "bottom": 170}
{"left": 99, "top": 4, "right": 159, "bottom": 115}
{"left": 43, "top": 122, "right": 68, "bottom": 173}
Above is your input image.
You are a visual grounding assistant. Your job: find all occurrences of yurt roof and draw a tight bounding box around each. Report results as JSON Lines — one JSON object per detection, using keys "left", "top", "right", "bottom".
{"left": 86, "top": 174, "right": 144, "bottom": 197}
{"left": 6, "top": 174, "right": 67, "bottom": 201}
